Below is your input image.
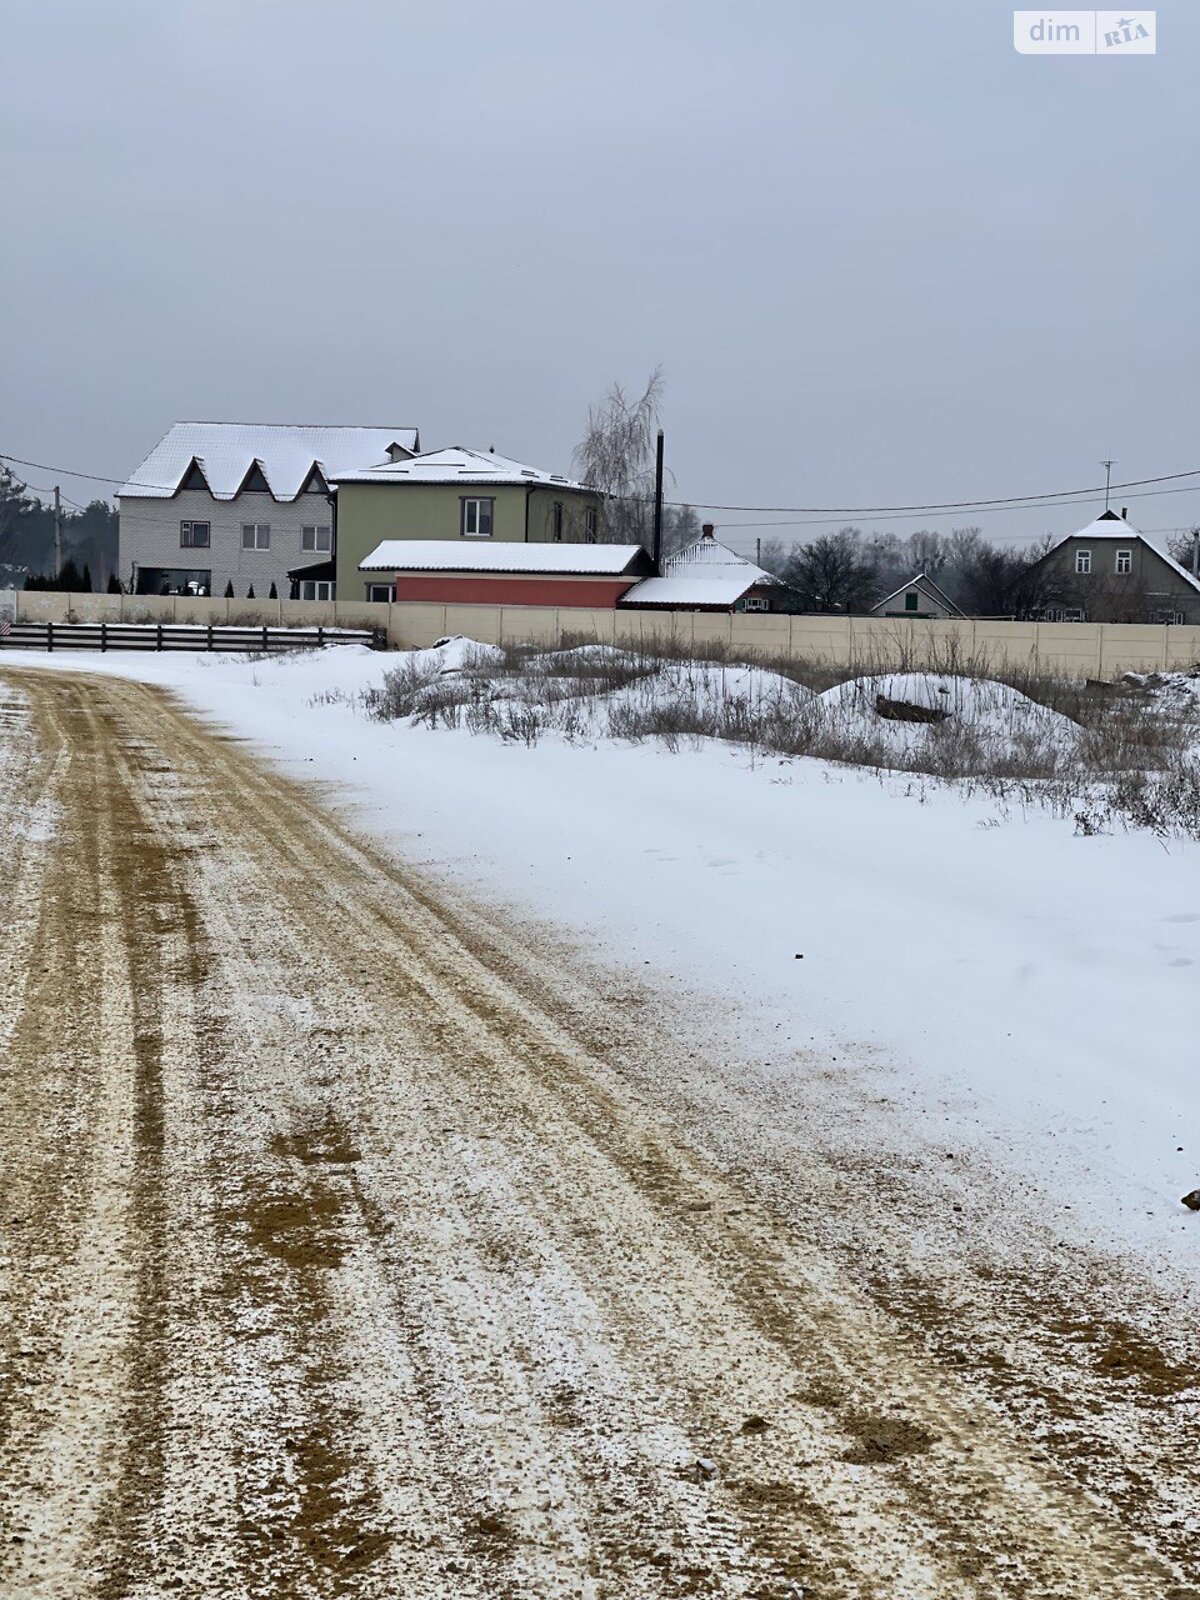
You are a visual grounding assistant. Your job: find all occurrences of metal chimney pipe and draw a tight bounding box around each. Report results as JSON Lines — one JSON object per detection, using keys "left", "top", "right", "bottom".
{"left": 652, "top": 429, "right": 665, "bottom": 573}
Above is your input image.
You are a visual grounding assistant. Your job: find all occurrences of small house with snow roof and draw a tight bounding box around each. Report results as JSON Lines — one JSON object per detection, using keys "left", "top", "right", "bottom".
{"left": 618, "top": 525, "right": 789, "bottom": 613}
{"left": 868, "top": 572, "right": 965, "bottom": 620}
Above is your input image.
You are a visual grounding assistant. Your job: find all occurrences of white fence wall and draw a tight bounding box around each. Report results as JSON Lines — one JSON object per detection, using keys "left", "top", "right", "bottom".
{"left": 9, "top": 590, "right": 1200, "bottom": 679}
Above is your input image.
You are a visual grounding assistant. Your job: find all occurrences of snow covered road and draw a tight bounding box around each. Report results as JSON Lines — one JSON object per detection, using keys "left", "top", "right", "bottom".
{"left": 0, "top": 663, "right": 1197, "bottom": 1597}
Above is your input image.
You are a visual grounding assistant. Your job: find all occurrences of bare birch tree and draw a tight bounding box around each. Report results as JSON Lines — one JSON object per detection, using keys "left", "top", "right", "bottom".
{"left": 572, "top": 369, "right": 666, "bottom": 544}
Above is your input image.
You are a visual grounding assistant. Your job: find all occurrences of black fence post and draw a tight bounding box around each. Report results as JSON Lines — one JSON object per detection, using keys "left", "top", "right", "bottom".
{"left": 101, "top": 621, "right": 107, "bottom": 653}
{"left": 262, "top": 624, "right": 269, "bottom": 653}
{"left": 207, "top": 623, "right": 213, "bottom": 651}
{"left": 156, "top": 622, "right": 163, "bottom": 651}
{"left": 47, "top": 620, "right": 53, "bottom": 653}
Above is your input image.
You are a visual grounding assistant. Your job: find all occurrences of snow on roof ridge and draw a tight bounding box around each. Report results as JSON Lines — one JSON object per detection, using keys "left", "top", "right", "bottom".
{"left": 1053, "top": 511, "right": 1200, "bottom": 595}
{"left": 118, "top": 421, "right": 420, "bottom": 502}
{"left": 871, "top": 571, "right": 965, "bottom": 616}
{"left": 663, "top": 532, "right": 776, "bottom": 584}
{"left": 332, "top": 443, "right": 589, "bottom": 490}
{"left": 358, "top": 539, "right": 645, "bottom": 575}
{"left": 175, "top": 419, "right": 420, "bottom": 431}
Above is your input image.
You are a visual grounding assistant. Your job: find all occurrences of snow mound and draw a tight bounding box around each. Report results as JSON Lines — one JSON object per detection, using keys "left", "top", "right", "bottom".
{"left": 608, "top": 660, "right": 813, "bottom": 713}
{"left": 818, "top": 673, "right": 1078, "bottom": 769}
{"left": 419, "top": 636, "right": 505, "bottom": 674}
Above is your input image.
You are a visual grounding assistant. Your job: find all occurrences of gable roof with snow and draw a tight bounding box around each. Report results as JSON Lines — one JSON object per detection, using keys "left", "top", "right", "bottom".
{"left": 1049, "top": 510, "right": 1200, "bottom": 595}
{"left": 869, "top": 571, "right": 965, "bottom": 618}
{"left": 359, "top": 540, "right": 648, "bottom": 576}
{"left": 331, "top": 445, "right": 591, "bottom": 492}
{"left": 619, "top": 530, "right": 779, "bottom": 608}
{"left": 118, "top": 422, "right": 421, "bottom": 502}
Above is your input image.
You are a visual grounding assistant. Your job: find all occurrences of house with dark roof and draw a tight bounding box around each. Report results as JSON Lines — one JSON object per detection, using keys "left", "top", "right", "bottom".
{"left": 868, "top": 572, "right": 965, "bottom": 620}
{"left": 331, "top": 446, "right": 604, "bottom": 600}
{"left": 117, "top": 421, "right": 420, "bottom": 597}
{"left": 1027, "top": 510, "right": 1200, "bottom": 624}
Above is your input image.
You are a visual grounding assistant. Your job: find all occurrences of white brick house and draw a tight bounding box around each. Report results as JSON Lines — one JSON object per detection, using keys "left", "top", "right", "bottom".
{"left": 117, "top": 422, "right": 420, "bottom": 598}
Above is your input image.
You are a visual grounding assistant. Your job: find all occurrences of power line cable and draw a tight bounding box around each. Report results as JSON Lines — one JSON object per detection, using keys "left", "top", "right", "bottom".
{"left": 5, "top": 450, "right": 1200, "bottom": 516}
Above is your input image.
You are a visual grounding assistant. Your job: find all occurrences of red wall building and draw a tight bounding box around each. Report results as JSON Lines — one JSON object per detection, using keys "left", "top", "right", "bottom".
{"left": 391, "top": 574, "right": 640, "bottom": 608}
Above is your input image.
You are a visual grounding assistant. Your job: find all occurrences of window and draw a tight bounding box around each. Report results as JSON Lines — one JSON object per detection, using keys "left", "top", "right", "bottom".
{"left": 366, "top": 583, "right": 393, "bottom": 603}
{"left": 584, "top": 506, "right": 598, "bottom": 543}
{"left": 552, "top": 501, "right": 563, "bottom": 542}
{"left": 904, "top": 590, "right": 919, "bottom": 611}
{"left": 301, "top": 524, "right": 332, "bottom": 553}
{"left": 136, "top": 567, "right": 211, "bottom": 596}
{"left": 180, "top": 520, "right": 210, "bottom": 548}
{"left": 461, "top": 497, "right": 494, "bottom": 538}
{"left": 1043, "top": 606, "right": 1086, "bottom": 622}
{"left": 242, "top": 523, "right": 271, "bottom": 550}
{"left": 1152, "top": 608, "right": 1186, "bottom": 626}
{"left": 743, "top": 596, "right": 770, "bottom": 612}
{"left": 1064, "top": 607, "right": 1086, "bottom": 622}
{"left": 1115, "top": 548, "right": 1132, "bottom": 574}
{"left": 299, "top": 580, "right": 334, "bottom": 602}
{"left": 1075, "top": 548, "right": 1091, "bottom": 574}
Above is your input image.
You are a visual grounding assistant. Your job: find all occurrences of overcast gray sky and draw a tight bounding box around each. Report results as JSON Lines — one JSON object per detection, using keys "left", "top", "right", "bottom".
{"left": 2, "top": 1, "right": 1195, "bottom": 552}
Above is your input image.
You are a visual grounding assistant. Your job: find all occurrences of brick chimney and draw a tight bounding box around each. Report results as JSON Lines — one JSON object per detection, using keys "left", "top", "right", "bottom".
{"left": 701, "top": 523, "right": 715, "bottom": 539}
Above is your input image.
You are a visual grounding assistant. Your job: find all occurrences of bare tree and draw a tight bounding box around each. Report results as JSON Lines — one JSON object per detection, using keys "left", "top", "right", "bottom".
{"left": 661, "top": 502, "right": 700, "bottom": 557}
{"left": 782, "top": 528, "right": 878, "bottom": 613}
{"left": 755, "top": 536, "right": 789, "bottom": 575}
{"left": 572, "top": 369, "right": 665, "bottom": 544}
{"left": 1167, "top": 524, "right": 1200, "bottom": 573}
{"left": 959, "top": 535, "right": 1064, "bottom": 618}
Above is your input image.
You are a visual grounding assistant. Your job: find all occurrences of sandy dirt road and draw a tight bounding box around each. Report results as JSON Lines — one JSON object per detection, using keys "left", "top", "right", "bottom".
{"left": 0, "top": 666, "right": 1196, "bottom": 1600}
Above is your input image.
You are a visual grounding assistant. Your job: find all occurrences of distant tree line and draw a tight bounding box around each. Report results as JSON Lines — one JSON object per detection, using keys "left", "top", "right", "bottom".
{"left": 754, "top": 525, "right": 1067, "bottom": 616}
{"left": 0, "top": 462, "right": 118, "bottom": 590}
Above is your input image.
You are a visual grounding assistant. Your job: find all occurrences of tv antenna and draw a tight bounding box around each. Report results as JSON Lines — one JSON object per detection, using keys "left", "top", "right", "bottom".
{"left": 1100, "top": 456, "right": 1116, "bottom": 511}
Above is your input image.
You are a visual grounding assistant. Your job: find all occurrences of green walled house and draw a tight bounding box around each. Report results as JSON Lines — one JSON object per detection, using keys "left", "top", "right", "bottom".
{"left": 321, "top": 446, "right": 605, "bottom": 601}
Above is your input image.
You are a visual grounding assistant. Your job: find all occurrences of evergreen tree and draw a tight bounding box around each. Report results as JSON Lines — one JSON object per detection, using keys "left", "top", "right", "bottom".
{"left": 224, "top": 580, "right": 235, "bottom": 598}
{"left": 58, "top": 559, "right": 84, "bottom": 593}
{"left": 80, "top": 565, "right": 93, "bottom": 593}
{"left": 246, "top": 584, "right": 256, "bottom": 599}
{"left": 107, "top": 573, "right": 123, "bottom": 594}
{"left": 0, "top": 464, "right": 33, "bottom": 561}
{"left": 268, "top": 580, "right": 278, "bottom": 599}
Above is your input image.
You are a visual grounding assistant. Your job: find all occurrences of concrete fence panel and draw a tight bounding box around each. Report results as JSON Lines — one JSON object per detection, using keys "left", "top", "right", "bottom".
{"left": 972, "top": 621, "right": 1041, "bottom": 670}
{"left": 1035, "top": 623, "right": 1103, "bottom": 677}
{"left": 496, "top": 607, "right": 561, "bottom": 647}
{"left": 1098, "top": 625, "right": 1170, "bottom": 678}
{"left": 789, "top": 615, "right": 853, "bottom": 666}
{"left": 435, "top": 604, "right": 501, "bottom": 645}
{"left": 332, "top": 600, "right": 391, "bottom": 633}
{"left": 1166, "top": 627, "right": 1200, "bottom": 670}
{"left": 279, "top": 599, "right": 338, "bottom": 628}
{"left": 174, "top": 597, "right": 242, "bottom": 628}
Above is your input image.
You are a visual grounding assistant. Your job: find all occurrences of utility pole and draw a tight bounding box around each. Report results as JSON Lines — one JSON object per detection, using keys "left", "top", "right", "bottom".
{"left": 1100, "top": 457, "right": 1115, "bottom": 512}
{"left": 651, "top": 428, "right": 665, "bottom": 573}
{"left": 756, "top": 537, "right": 762, "bottom": 566}
{"left": 1193, "top": 527, "right": 1199, "bottom": 581}
{"left": 53, "top": 486, "right": 62, "bottom": 581}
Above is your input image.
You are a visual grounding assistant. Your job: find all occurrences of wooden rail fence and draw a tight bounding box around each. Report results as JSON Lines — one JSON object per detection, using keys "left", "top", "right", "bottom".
{"left": 0, "top": 620, "right": 380, "bottom": 654}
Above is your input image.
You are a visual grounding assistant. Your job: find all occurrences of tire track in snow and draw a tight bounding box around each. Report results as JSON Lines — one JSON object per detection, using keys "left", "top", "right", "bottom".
{"left": 0, "top": 666, "right": 1193, "bottom": 1600}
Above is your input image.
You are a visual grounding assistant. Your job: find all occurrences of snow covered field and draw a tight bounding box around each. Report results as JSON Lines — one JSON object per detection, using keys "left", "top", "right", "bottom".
{"left": 4, "top": 640, "right": 1198, "bottom": 1293}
